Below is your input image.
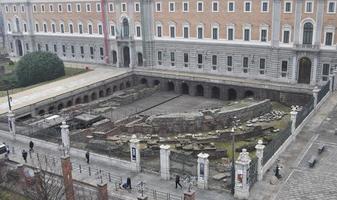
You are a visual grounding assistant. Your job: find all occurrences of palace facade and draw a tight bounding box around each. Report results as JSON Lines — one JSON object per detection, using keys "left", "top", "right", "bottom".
{"left": 1, "top": 0, "right": 337, "bottom": 87}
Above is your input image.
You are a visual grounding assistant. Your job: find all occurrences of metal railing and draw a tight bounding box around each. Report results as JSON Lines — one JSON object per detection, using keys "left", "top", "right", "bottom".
{"left": 248, "top": 157, "right": 258, "bottom": 189}
{"left": 317, "top": 80, "right": 330, "bottom": 103}
{"left": 295, "top": 97, "right": 314, "bottom": 128}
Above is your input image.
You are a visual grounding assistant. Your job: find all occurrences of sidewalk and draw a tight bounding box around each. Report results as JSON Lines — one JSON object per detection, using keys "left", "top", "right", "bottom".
{"left": 0, "top": 130, "right": 233, "bottom": 200}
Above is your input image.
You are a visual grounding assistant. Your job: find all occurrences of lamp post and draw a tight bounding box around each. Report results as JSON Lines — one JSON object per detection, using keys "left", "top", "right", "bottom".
{"left": 231, "top": 116, "right": 239, "bottom": 195}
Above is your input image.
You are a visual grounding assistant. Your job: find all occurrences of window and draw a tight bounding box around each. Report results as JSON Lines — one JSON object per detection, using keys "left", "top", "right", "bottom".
{"left": 184, "top": 53, "right": 189, "bottom": 67}
{"left": 212, "top": 26, "right": 218, "bottom": 40}
{"left": 80, "top": 46, "right": 84, "bottom": 58}
{"left": 10, "top": 42, "right": 13, "bottom": 52}
{"left": 110, "top": 25, "right": 115, "bottom": 36}
{"left": 78, "top": 24, "right": 83, "bottom": 34}
{"left": 212, "top": 55, "right": 217, "bottom": 70}
{"left": 325, "top": 32, "right": 333, "bottom": 46}
{"left": 43, "top": 23, "right": 47, "bottom": 32}
{"left": 60, "top": 23, "right": 64, "bottom": 33}
{"left": 197, "top": 1, "right": 204, "bottom": 12}
{"left": 303, "top": 22, "right": 313, "bottom": 44}
{"left": 198, "top": 54, "right": 203, "bottom": 68}
{"left": 54, "top": 44, "right": 57, "bottom": 52}
{"left": 260, "top": 29, "right": 267, "bottom": 42}
{"left": 23, "top": 23, "right": 27, "bottom": 32}
{"left": 88, "top": 24, "right": 93, "bottom": 34}
{"left": 5, "top": 5, "right": 9, "bottom": 13}
{"left": 183, "top": 26, "right": 189, "bottom": 38}
{"left": 45, "top": 44, "right": 49, "bottom": 51}
{"left": 244, "top": 28, "right": 250, "bottom": 41}
{"left": 69, "top": 24, "right": 73, "bottom": 33}
{"left": 328, "top": 1, "right": 336, "bottom": 13}
{"left": 243, "top": 57, "right": 249, "bottom": 73}
{"left": 283, "top": 30, "right": 290, "bottom": 43}
{"left": 58, "top": 4, "right": 63, "bottom": 12}
{"left": 322, "top": 64, "right": 330, "bottom": 81}
{"left": 35, "top": 23, "right": 39, "bottom": 32}
{"left": 228, "top": 2, "right": 235, "bottom": 12}
{"left": 284, "top": 1, "right": 292, "bottom": 13}
{"left": 33, "top": 4, "right": 37, "bottom": 12}
{"left": 90, "top": 47, "right": 94, "bottom": 59}
{"left": 228, "top": 27, "right": 234, "bottom": 40}
{"left": 136, "top": 25, "right": 141, "bottom": 37}
{"left": 227, "top": 56, "right": 233, "bottom": 71}
{"left": 259, "top": 58, "right": 266, "bottom": 74}
{"left": 13, "top": 5, "right": 17, "bottom": 12}
{"left": 41, "top": 4, "right": 45, "bottom": 12}
{"left": 96, "top": 3, "right": 101, "bottom": 12}
{"left": 170, "top": 25, "right": 176, "bottom": 38}
{"left": 170, "top": 52, "right": 175, "bottom": 66}
{"left": 109, "top": 3, "right": 114, "bottom": 12}
{"left": 86, "top": 3, "right": 91, "bottom": 12}
{"left": 169, "top": 2, "right": 175, "bottom": 12}
{"left": 21, "top": 5, "right": 25, "bottom": 12}
{"left": 244, "top": 1, "right": 252, "bottom": 12}
{"left": 212, "top": 1, "right": 219, "bottom": 12}
{"left": 157, "top": 25, "right": 162, "bottom": 37}
{"left": 76, "top": 3, "right": 81, "bottom": 12}
{"left": 156, "top": 2, "right": 162, "bottom": 12}
{"left": 122, "top": 3, "right": 127, "bottom": 12}
{"left": 197, "top": 26, "right": 203, "bottom": 39}
{"left": 49, "top": 4, "right": 53, "bottom": 12}
{"left": 8, "top": 24, "right": 11, "bottom": 32}
{"left": 100, "top": 47, "right": 104, "bottom": 60}
{"left": 305, "top": 1, "right": 313, "bottom": 13}
{"left": 281, "top": 61, "right": 288, "bottom": 77}
{"left": 183, "top": 2, "right": 189, "bottom": 12}
{"left": 157, "top": 51, "right": 162, "bottom": 65}
{"left": 135, "top": 2, "right": 140, "bottom": 12}
{"left": 98, "top": 24, "right": 103, "bottom": 35}
{"left": 26, "top": 43, "right": 29, "bottom": 51}
{"left": 38, "top": 44, "right": 41, "bottom": 51}
{"left": 67, "top": 3, "right": 72, "bottom": 12}
{"left": 261, "top": 1, "right": 269, "bottom": 12}
{"left": 62, "top": 45, "right": 66, "bottom": 56}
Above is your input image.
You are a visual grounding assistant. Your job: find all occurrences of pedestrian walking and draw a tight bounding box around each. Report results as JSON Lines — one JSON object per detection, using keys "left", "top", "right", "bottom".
{"left": 275, "top": 164, "right": 282, "bottom": 179}
{"left": 22, "top": 150, "right": 28, "bottom": 163}
{"left": 127, "top": 177, "right": 132, "bottom": 189}
{"left": 85, "top": 151, "right": 90, "bottom": 164}
{"left": 175, "top": 175, "right": 182, "bottom": 189}
{"left": 29, "top": 141, "right": 34, "bottom": 152}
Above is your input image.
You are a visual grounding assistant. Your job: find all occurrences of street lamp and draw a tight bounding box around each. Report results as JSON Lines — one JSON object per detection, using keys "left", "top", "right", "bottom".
{"left": 231, "top": 116, "right": 239, "bottom": 195}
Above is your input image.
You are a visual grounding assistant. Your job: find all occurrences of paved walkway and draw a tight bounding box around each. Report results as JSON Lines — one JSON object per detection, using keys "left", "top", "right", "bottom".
{"left": 0, "top": 130, "right": 233, "bottom": 200}
{"left": 250, "top": 92, "right": 337, "bottom": 200}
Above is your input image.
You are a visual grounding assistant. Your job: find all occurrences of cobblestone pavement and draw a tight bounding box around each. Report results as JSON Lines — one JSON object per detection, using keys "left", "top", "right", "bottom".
{"left": 250, "top": 92, "right": 337, "bottom": 200}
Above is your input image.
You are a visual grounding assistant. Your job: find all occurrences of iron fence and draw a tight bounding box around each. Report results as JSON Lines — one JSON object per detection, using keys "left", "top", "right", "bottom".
{"left": 262, "top": 123, "right": 292, "bottom": 165}
{"left": 317, "top": 80, "right": 330, "bottom": 103}
{"left": 295, "top": 97, "right": 314, "bottom": 128}
{"left": 248, "top": 157, "right": 258, "bottom": 189}
{"left": 144, "top": 187, "right": 184, "bottom": 200}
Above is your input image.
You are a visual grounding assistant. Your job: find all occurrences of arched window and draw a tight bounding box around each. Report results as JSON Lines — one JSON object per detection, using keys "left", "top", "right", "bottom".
{"left": 137, "top": 52, "right": 143, "bottom": 66}
{"left": 15, "top": 18, "right": 20, "bottom": 32}
{"left": 122, "top": 18, "right": 129, "bottom": 38}
{"left": 303, "top": 22, "right": 313, "bottom": 45}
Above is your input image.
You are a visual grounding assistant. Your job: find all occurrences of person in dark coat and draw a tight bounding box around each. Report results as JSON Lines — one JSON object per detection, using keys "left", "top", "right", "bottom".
{"left": 127, "top": 177, "right": 132, "bottom": 189}
{"left": 275, "top": 164, "right": 282, "bottom": 179}
{"left": 29, "top": 141, "right": 34, "bottom": 152}
{"left": 22, "top": 150, "right": 28, "bottom": 163}
{"left": 175, "top": 175, "right": 182, "bottom": 189}
{"left": 85, "top": 151, "right": 90, "bottom": 164}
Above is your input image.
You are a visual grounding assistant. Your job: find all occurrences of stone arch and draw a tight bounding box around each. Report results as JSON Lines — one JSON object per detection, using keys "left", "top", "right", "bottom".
{"left": 126, "top": 81, "right": 131, "bottom": 88}
{"left": 106, "top": 88, "right": 111, "bottom": 96}
{"left": 140, "top": 78, "right": 148, "bottom": 85}
{"left": 303, "top": 22, "right": 313, "bottom": 45}
{"left": 48, "top": 106, "right": 55, "bottom": 114}
{"left": 99, "top": 90, "right": 104, "bottom": 98}
{"left": 75, "top": 97, "right": 82, "bottom": 104}
{"left": 57, "top": 103, "right": 64, "bottom": 111}
{"left": 181, "top": 82, "right": 189, "bottom": 95}
{"left": 153, "top": 80, "right": 160, "bottom": 86}
{"left": 167, "top": 81, "right": 175, "bottom": 91}
{"left": 83, "top": 95, "right": 89, "bottom": 103}
{"left": 91, "top": 92, "right": 97, "bottom": 101}
{"left": 38, "top": 109, "right": 45, "bottom": 116}
{"left": 195, "top": 85, "right": 204, "bottom": 96}
{"left": 120, "top": 82, "right": 125, "bottom": 90}
{"left": 211, "top": 86, "right": 220, "bottom": 99}
{"left": 113, "top": 85, "right": 117, "bottom": 92}
{"left": 67, "top": 100, "right": 73, "bottom": 107}
{"left": 228, "top": 88, "right": 237, "bottom": 100}
{"left": 244, "top": 90, "right": 254, "bottom": 98}
{"left": 298, "top": 57, "right": 311, "bottom": 84}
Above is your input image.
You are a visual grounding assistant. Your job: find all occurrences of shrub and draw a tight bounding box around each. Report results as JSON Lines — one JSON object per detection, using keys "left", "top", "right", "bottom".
{"left": 16, "top": 52, "right": 65, "bottom": 87}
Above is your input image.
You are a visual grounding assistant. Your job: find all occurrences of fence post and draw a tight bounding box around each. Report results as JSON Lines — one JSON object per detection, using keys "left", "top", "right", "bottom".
{"left": 97, "top": 182, "right": 108, "bottom": 200}
{"left": 234, "top": 149, "right": 251, "bottom": 200}
{"left": 61, "top": 155, "right": 75, "bottom": 200}
{"left": 160, "top": 144, "right": 170, "bottom": 180}
{"left": 60, "top": 121, "right": 70, "bottom": 156}
{"left": 197, "top": 153, "right": 209, "bottom": 189}
{"left": 290, "top": 107, "right": 298, "bottom": 135}
{"left": 329, "top": 74, "right": 334, "bottom": 92}
{"left": 129, "top": 134, "right": 141, "bottom": 172}
{"left": 183, "top": 191, "right": 196, "bottom": 200}
{"left": 312, "top": 86, "right": 320, "bottom": 108}
{"left": 255, "top": 140, "right": 265, "bottom": 182}
{"left": 334, "top": 69, "right": 337, "bottom": 91}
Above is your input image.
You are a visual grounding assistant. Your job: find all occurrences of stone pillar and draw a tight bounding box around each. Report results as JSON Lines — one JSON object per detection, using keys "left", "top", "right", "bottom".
{"left": 271, "top": 0, "right": 281, "bottom": 47}
{"left": 329, "top": 74, "right": 334, "bottom": 91}
{"left": 234, "top": 149, "right": 251, "bottom": 200}
{"left": 197, "top": 153, "right": 209, "bottom": 189}
{"left": 34, "top": 169, "right": 43, "bottom": 194}
{"left": 184, "top": 191, "right": 196, "bottom": 200}
{"left": 60, "top": 121, "right": 70, "bottom": 156}
{"left": 129, "top": 135, "right": 141, "bottom": 172}
{"left": 7, "top": 110, "right": 16, "bottom": 140}
{"left": 97, "top": 182, "right": 108, "bottom": 200}
{"left": 312, "top": 86, "right": 320, "bottom": 108}
{"left": 290, "top": 107, "right": 298, "bottom": 134}
{"left": 160, "top": 145, "right": 170, "bottom": 180}
{"left": 255, "top": 140, "right": 265, "bottom": 181}
{"left": 61, "top": 156, "right": 75, "bottom": 200}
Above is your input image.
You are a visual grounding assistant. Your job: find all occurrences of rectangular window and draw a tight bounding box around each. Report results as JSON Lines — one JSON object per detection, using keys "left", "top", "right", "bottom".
{"left": 111, "top": 25, "right": 115, "bottom": 36}
{"left": 322, "top": 64, "right": 330, "bottom": 81}
{"left": 62, "top": 45, "right": 66, "bottom": 56}
{"left": 284, "top": 1, "right": 292, "bottom": 13}
{"left": 170, "top": 52, "right": 175, "bottom": 66}
{"left": 183, "top": 2, "right": 189, "bottom": 12}
{"left": 122, "top": 3, "right": 127, "bottom": 12}
{"left": 243, "top": 57, "right": 249, "bottom": 73}
{"left": 49, "top": 4, "right": 53, "bottom": 12}
{"left": 328, "top": 2, "right": 336, "bottom": 13}
{"left": 259, "top": 58, "right": 266, "bottom": 74}
{"left": 325, "top": 32, "right": 333, "bottom": 46}
{"left": 24, "top": 24, "right": 27, "bottom": 32}
{"left": 227, "top": 56, "right": 233, "bottom": 71}
{"left": 261, "top": 29, "right": 267, "bottom": 42}
{"left": 60, "top": 24, "right": 64, "bottom": 33}
{"left": 37, "top": 44, "right": 41, "bottom": 51}
{"left": 8, "top": 24, "right": 11, "bottom": 32}
{"left": 43, "top": 24, "right": 47, "bottom": 32}
{"left": 197, "top": 27, "right": 203, "bottom": 39}
{"left": 157, "top": 26, "right": 162, "bottom": 37}
{"left": 90, "top": 47, "right": 94, "bottom": 59}
{"left": 58, "top": 4, "right": 63, "bottom": 12}
{"left": 54, "top": 44, "right": 57, "bottom": 52}
{"left": 135, "top": 2, "right": 140, "bottom": 12}
{"left": 26, "top": 43, "right": 29, "bottom": 51}
{"left": 41, "top": 5, "right": 45, "bottom": 12}
{"left": 136, "top": 26, "right": 141, "bottom": 37}
{"left": 79, "top": 24, "right": 83, "bottom": 34}
{"left": 33, "top": 5, "right": 37, "bottom": 12}
{"left": 157, "top": 51, "right": 162, "bottom": 65}
{"left": 80, "top": 46, "right": 84, "bottom": 58}
{"left": 156, "top": 2, "right": 161, "bottom": 12}
{"left": 244, "top": 1, "right": 251, "bottom": 12}
{"left": 184, "top": 53, "right": 189, "bottom": 67}
{"left": 67, "top": 3, "right": 72, "bottom": 12}
{"left": 228, "top": 2, "right": 235, "bottom": 12}
{"left": 212, "top": 27, "right": 218, "bottom": 40}
{"left": 169, "top": 2, "right": 175, "bottom": 12}
{"left": 5, "top": 5, "right": 9, "bottom": 13}
{"left": 305, "top": 1, "right": 313, "bottom": 13}
{"left": 170, "top": 26, "right": 175, "bottom": 38}
{"left": 100, "top": 47, "right": 104, "bottom": 60}
{"left": 88, "top": 25, "right": 93, "bottom": 34}
{"left": 35, "top": 24, "right": 39, "bottom": 32}
{"left": 283, "top": 30, "right": 290, "bottom": 43}
{"left": 212, "top": 55, "right": 217, "bottom": 70}
{"left": 183, "top": 26, "right": 189, "bottom": 38}
{"left": 86, "top": 3, "right": 91, "bottom": 12}
{"left": 96, "top": 3, "right": 101, "bottom": 12}
{"left": 109, "top": 3, "right": 114, "bottom": 12}
{"left": 21, "top": 5, "right": 25, "bottom": 12}
{"left": 98, "top": 25, "right": 103, "bottom": 35}
{"left": 13, "top": 5, "right": 17, "bottom": 12}
{"left": 69, "top": 24, "right": 73, "bottom": 33}
{"left": 197, "top": 1, "right": 204, "bottom": 12}
{"left": 244, "top": 28, "right": 250, "bottom": 41}
{"left": 228, "top": 28, "right": 234, "bottom": 40}
{"left": 261, "top": 1, "right": 269, "bottom": 12}
{"left": 198, "top": 54, "right": 203, "bottom": 68}
{"left": 212, "top": 1, "right": 219, "bottom": 12}
{"left": 76, "top": 3, "right": 81, "bottom": 12}
{"left": 45, "top": 44, "right": 49, "bottom": 51}
{"left": 281, "top": 61, "right": 288, "bottom": 77}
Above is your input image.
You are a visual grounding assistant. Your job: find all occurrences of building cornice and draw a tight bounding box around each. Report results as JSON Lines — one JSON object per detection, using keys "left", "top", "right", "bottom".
{"left": 0, "top": 0, "right": 100, "bottom": 4}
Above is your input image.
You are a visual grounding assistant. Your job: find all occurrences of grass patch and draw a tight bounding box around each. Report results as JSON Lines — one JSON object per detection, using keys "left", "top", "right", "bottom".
{"left": 0, "top": 187, "right": 29, "bottom": 200}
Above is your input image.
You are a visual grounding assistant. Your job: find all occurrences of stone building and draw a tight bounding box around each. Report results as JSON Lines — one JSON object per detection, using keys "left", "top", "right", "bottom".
{"left": 1, "top": 0, "right": 337, "bottom": 87}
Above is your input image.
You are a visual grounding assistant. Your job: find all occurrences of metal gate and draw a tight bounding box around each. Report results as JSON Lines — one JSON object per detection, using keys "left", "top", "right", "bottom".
{"left": 248, "top": 157, "right": 258, "bottom": 190}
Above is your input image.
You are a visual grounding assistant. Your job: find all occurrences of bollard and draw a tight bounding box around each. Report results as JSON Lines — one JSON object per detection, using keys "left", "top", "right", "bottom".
{"left": 89, "top": 166, "right": 91, "bottom": 176}
{"left": 109, "top": 173, "right": 111, "bottom": 182}
{"left": 44, "top": 155, "right": 48, "bottom": 167}
{"left": 12, "top": 146, "right": 15, "bottom": 154}
{"left": 37, "top": 153, "right": 40, "bottom": 162}
{"left": 79, "top": 164, "right": 82, "bottom": 173}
